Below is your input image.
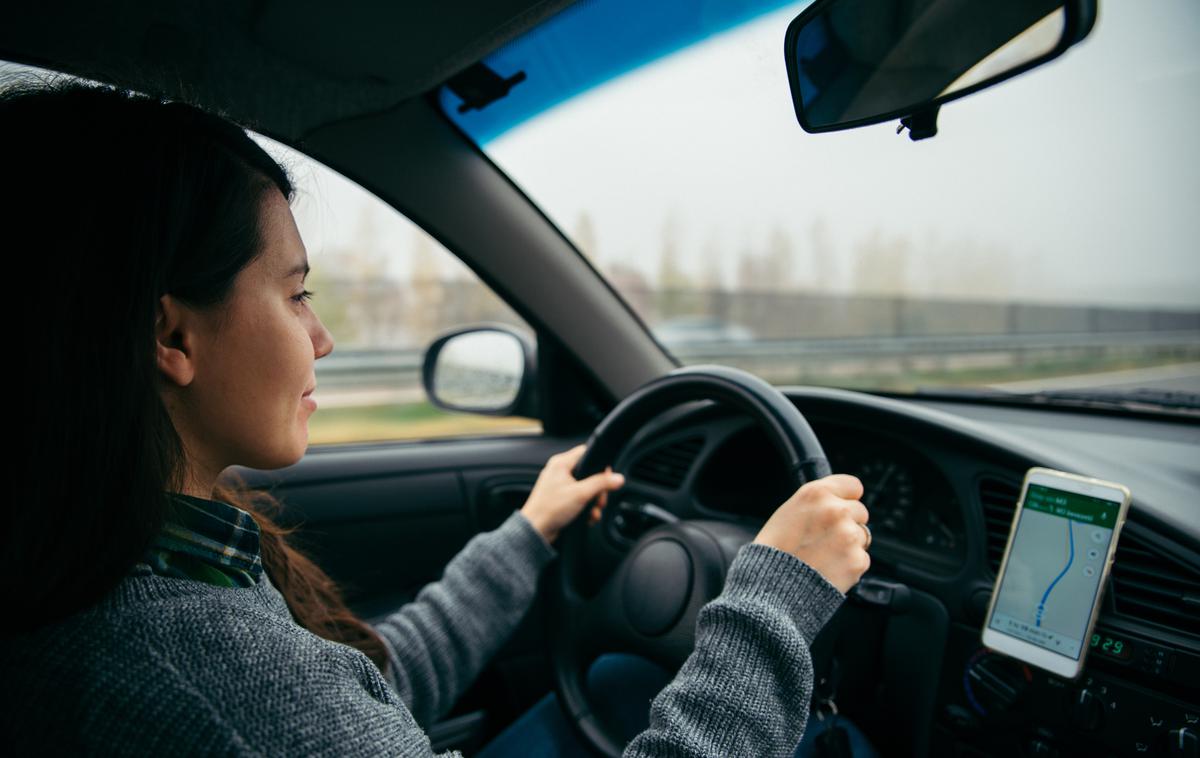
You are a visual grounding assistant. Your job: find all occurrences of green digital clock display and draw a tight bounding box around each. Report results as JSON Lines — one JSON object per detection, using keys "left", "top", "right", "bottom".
{"left": 1090, "top": 632, "right": 1134, "bottom": 661}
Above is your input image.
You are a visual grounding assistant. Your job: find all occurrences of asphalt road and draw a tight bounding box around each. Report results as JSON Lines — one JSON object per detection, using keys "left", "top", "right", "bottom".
{"left": 991, "top": 362, "right": 1200, "bottom": 394}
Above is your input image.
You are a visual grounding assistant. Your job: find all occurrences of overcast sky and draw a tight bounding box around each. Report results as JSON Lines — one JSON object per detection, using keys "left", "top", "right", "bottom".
{"left": 484, "top": 0, "right": 1200, "bottom": 309}
{"left": 4, "top": 2, "right": 1197, "bottom": 310}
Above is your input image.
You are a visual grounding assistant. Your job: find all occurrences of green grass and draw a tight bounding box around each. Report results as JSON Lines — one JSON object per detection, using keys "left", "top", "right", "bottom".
{"left": 309, "top": 399, "right": 540, "bottom": 445}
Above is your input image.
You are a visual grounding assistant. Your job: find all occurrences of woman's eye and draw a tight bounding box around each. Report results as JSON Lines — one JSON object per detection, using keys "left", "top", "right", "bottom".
{"left": 292, "top": 289, "right": 315, "bottom": 305}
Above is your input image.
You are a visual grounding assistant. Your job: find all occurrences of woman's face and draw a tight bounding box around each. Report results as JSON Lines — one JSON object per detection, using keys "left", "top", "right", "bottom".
{"left": 168, "top": 189, "right": 334, "bottom": 478}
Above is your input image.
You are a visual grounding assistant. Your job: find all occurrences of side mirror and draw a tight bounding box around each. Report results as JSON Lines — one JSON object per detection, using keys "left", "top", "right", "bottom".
{"left": 784, "top": 0, "right": 1097, "bottom": 139}
{"left": 422, "top": 323, "right": 539, "bottom": 418}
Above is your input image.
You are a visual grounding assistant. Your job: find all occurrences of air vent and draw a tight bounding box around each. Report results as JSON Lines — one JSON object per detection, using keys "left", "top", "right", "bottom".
{"left": 1110, "top": 536, "right": 1200, "bottom": 639}
{"left": 630, "top": 436, "right": 704, "bottom": 489}
{"left": 979, "top": 477, "right": 1020, "bottom": 574}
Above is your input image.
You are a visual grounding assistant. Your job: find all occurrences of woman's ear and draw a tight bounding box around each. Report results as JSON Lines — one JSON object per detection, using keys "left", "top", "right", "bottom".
{"left": 156, "top": 294, "right": 197, "bottom": 388}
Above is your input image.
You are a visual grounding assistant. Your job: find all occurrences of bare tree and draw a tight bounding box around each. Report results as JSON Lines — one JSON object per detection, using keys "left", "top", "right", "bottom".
{"left": 407, "top": 230, "right": 447, "bottom": 348}
{"left": 574, "top": 211, "right": 598, "bottom": 264}
{"left": 806, "top": 216, "right": 838, "bottom": 292}
{"left": 852, "top": 227, "right": 911, "bottom": 296}
{"left": 658, "top": 215, "right": 693, "bottom": 318}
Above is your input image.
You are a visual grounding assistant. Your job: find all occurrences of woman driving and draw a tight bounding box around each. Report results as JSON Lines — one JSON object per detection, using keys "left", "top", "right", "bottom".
{"left": 0, "top": 80, "right": 874, "bottom": 757}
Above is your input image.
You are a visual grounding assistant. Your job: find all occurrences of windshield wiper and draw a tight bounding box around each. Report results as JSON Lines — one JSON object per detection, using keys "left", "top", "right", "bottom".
{"left": 1025, "top": 388, "right": 1200, "bottom": 412}
{"left": 912, "top": 387, "right": 1200, "bottom": 417}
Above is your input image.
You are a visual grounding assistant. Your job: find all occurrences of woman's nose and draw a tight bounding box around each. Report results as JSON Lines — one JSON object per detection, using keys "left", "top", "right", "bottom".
{"left": 312, "top": 316, "right": 334, "bottom": 359}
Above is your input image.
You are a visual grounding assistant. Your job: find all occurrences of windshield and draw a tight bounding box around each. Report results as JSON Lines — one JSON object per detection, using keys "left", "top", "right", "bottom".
{"left": 441, "top": 0, "right": 1199, "bottom": 403}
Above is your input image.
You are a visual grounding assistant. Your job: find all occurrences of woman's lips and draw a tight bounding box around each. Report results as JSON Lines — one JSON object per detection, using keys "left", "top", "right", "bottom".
{"left": 302, "top": 386, "right": 317, "bottom": 411}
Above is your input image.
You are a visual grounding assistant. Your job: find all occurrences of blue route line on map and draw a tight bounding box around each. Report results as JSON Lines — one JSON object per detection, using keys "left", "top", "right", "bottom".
{"left": 1035, "top": 519, "right": 1075, "bottom": 627}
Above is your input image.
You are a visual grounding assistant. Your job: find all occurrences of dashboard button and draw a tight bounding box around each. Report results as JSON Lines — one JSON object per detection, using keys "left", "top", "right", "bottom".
{"left": 1067, "top": 689, "right": 1105, "bottom": 732}
{"left": 1161, "top": 728, "right": 1198, "bottom": 758}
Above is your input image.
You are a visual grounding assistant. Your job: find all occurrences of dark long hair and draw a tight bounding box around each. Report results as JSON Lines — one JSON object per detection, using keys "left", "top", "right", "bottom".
{"left": 1, "top": 79, "right": 388, "bottom": 672}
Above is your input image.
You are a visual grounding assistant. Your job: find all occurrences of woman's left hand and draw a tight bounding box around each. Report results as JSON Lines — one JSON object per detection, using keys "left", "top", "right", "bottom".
{"left": 519, "top": 443, "right": 626, "bottom": 545}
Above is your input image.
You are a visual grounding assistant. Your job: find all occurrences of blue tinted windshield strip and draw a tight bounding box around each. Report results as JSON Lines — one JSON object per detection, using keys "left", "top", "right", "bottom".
{"left": 440, "top": 0, "right": 806, "bottom": 145}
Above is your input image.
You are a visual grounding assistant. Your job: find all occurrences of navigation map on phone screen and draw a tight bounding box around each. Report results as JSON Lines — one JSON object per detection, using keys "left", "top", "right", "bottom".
{"left": 987, "top": 484, "right": 1122, "bottom": 659}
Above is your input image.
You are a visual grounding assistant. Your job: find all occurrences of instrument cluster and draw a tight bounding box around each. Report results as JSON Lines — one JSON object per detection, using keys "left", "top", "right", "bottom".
{"left": 691, "top": 420, "right": 967, "bottom": 572}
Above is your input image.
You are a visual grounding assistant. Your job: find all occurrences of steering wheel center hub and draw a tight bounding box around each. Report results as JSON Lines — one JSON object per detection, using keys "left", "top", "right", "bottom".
{"left": 622, "top": 538, "right": 694, "bottom": 636}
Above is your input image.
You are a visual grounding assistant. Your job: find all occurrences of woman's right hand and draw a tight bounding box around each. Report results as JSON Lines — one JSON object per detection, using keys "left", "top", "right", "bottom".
{"left": 752, "top": 474, "right": 871, "bottom": 594}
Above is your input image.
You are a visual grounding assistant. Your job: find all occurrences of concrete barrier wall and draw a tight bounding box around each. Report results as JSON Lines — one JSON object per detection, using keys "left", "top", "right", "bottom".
{"left": 313, "top": 277, "right": 1198, "bottom": 348}
{"left": 646, "top": 288, "right": 1199, "bottom": 340}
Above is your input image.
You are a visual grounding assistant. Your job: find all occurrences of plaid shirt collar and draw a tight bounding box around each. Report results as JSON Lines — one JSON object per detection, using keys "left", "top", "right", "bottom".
{"left": 146, "top": 492, "right": 265, "bottom": 583}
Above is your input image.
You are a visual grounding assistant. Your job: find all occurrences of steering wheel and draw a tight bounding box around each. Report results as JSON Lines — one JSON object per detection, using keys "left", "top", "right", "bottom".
{"left": 547, "top": 364, "right": 832, "bottom": 757}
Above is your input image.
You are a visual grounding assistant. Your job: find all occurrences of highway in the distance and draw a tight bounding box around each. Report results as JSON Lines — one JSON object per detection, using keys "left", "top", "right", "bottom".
{"left": 991, "top": 362, "right": 1200, "bottom": 395}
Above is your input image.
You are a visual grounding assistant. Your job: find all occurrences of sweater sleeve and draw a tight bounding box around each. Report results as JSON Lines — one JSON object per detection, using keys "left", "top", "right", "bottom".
{"left": 624, "top": 542, "right": 846, "bottom": 758}
{"left": 372, "top": 508, "right": 558, "bottom": 731}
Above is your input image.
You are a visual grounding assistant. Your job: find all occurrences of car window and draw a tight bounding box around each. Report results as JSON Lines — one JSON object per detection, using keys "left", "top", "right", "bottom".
{"left": 255, "top": 137, "right": 542, "bottom": 444}
{"left": 0, "top": 60, "right": 542, "bottom": 445}
{"left": 442, "top": 0, "right": 1200, "bottom": 403}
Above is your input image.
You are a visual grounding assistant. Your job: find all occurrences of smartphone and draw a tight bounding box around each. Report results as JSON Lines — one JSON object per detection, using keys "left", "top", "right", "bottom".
{"left": 981, "top": 467, "right": 1132, "bottom": 679}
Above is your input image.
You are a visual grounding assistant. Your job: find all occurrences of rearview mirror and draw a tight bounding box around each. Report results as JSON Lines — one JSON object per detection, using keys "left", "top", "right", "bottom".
{"left": 784, "top": 0, "right": 1097, "bottom": 139}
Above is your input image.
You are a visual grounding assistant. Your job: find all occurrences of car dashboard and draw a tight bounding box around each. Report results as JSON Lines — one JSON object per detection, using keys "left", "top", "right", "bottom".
{"left": 606, "top": 387, "right": 1200, "bottom": 757}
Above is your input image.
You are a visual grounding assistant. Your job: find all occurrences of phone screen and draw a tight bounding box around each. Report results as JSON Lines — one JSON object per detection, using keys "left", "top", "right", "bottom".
{"left": 987, "top": 483, "right": 1122, "bottom": 660}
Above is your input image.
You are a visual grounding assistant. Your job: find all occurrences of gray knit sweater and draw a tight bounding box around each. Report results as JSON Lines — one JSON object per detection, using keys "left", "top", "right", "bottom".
{"left": 2, "top": 508, "right": 844, "bottom": 756}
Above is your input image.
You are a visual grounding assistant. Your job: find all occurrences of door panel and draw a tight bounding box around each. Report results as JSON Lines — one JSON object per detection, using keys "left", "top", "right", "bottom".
{"left": 464, "top": 469, "right": 542, "bottom": 533}
{"left": 269, "top": 470, "right": 472, "bottom": 618}
{"left": 234, "top": 433, "right": 584, "bottom": 613}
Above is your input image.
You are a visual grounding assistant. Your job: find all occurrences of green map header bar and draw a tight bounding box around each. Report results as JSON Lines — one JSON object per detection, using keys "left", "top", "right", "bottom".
{"left": 1025, "top": 484, "right": 1121, "bottom": 526}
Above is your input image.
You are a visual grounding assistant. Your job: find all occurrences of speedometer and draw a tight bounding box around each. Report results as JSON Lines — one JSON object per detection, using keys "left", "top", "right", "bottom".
{"left": 859, "top": 459, "right": 915, "bottom": 533}
{"left": 823, "top": 428, "right": 966, "bottom": 567}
